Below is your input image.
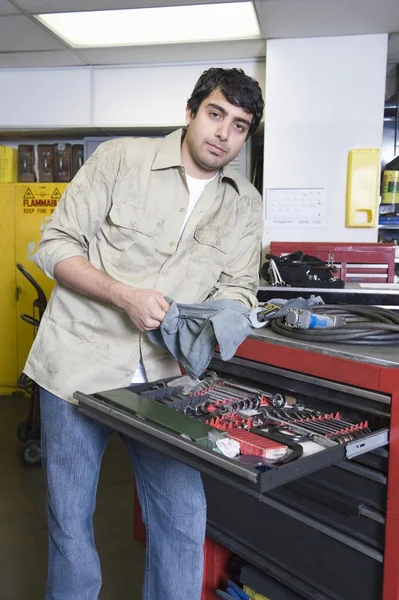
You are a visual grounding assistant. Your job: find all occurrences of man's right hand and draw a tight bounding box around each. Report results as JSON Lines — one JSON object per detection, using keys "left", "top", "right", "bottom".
{"left": 112, "top": 284, "right": 170, "bottom": 332}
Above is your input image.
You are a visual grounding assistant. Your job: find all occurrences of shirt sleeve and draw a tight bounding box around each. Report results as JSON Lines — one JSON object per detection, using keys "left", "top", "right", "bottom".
{"left": 208, "top": 194, "right": 264, "bottom": 308}
{"left": 34, "top": 141, "right": 118, "bottom": 279}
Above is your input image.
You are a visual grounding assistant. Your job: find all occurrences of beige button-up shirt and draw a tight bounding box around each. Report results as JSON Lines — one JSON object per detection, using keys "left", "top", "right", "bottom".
{"left": 24, "top": 129, "right": 263, "bottom": 403}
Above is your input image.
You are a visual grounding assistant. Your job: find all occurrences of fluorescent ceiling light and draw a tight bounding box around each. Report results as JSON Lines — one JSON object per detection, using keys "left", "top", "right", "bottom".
{"left": 36, "top": 2, "right": 260, "bottom": 48}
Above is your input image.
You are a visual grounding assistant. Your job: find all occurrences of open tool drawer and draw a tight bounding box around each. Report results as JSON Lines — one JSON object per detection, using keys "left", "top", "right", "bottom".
{"left": 75, "top": 355, "right": 389, "bottom": 495}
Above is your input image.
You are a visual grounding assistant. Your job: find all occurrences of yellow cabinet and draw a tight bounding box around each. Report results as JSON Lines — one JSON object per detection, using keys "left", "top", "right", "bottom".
{"left": 0, "top": 183, "right": 67, "bottom": 393}
{"left": 0, "top": 185, "right": 17, "bottom": 393}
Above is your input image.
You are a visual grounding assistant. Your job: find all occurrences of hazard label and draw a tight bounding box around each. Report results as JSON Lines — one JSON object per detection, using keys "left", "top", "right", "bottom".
{"left": 51, "top": 188, "right": 62, "bottom": 200}
{"left": 23, "top": 188, "right": 34, "bottom": 200}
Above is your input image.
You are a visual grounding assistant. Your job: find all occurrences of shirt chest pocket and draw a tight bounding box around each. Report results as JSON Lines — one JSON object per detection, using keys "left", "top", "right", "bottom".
{"left": 186, "top": 225, "right": 237, "bottom": 286}
{"left": 105, "top": 204, "right": 163, "bottom": 272}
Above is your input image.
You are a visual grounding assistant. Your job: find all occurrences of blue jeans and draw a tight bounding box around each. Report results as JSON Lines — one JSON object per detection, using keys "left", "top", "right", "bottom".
{"left": 40, "top": 388, "right": 206, "bottom": 600}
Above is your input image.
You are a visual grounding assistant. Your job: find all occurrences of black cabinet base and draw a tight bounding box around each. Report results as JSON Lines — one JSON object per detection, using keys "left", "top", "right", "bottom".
{"left": 204, "top": 475, "right": 383, "bottom": 600}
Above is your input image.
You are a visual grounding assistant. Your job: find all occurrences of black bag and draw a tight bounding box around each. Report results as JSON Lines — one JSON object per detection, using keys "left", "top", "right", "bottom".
{"left": 261, "top": 250, "right": 345, "bottom": 288}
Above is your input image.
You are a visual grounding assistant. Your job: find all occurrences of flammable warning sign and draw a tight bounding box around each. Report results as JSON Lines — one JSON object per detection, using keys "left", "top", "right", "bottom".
{"left": 17, "top": 184, "right": 67, "bottom": 215}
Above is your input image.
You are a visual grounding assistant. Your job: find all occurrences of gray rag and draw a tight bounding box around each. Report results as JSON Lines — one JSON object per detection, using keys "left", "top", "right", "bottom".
{"left": 147, "top": 299, "right": 253, "bottom": 379}
{"left": 147, "top": 296, "right": 325, "bottom": 379}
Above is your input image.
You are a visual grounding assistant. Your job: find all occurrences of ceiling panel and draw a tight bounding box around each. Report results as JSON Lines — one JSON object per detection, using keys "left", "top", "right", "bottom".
{"left": 0, "top": 0, "right": 398, "bottom": 68}
{"left": 15, "top": 0, "right": 238, "bottom": 14}
{"left": 79, "top": 39, "right": 266, "bottom": 66}
{"left": 0, "top": 15, "right": 67, "bottom": 51}
{"left": 0, "top": 50, "right": 87, "bottom": 67}
{"left": 258, "top": 0, "right": 399, "bottom": 37}
{"left": 0, "top": 0, "right": 20, "bottom": 15}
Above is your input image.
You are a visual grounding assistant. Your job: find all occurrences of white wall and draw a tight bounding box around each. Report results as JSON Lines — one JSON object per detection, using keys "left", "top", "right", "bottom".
{"left": 94, "top": 61, "right": 264, "bottom": 127}
{"left": 0, "top": 60, "right": 264, "bottom": 129}
{"left": 263, "top": 34, "right": 388, "bottom": 246}
{"left": 0, "top": 69, "right": 92, "bottom": 127}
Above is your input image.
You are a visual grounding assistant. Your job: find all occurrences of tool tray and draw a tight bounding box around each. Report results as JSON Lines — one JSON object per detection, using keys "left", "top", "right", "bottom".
{"left": 75, "top": 354, "right": 389, "bottom": 495}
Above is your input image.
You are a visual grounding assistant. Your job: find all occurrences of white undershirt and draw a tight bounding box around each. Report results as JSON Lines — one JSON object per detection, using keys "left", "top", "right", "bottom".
{"left": 131, "top": 172, "right": 217, "bottom": 384}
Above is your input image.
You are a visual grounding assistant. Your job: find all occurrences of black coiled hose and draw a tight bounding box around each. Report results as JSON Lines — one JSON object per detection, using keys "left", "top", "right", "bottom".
{"left": 270, "top": 304, "right": 399, "bottom": 345}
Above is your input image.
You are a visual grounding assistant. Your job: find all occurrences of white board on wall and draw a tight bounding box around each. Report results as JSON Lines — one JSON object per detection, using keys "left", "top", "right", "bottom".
{"left": 0, "top": 68, "right": 91, "bottom": 127}
{"left": 93, "top": 60, "right": 265, "bottom": 127}
{"left": 262, "top": 34, "right": 388, "bottom": 246}
{"left": 0, "top": 60, "right": 264, "bottom": 132}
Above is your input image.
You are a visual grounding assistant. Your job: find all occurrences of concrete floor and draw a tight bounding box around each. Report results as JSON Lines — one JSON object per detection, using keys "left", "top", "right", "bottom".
{"left": 0, "top": 395, "right": 145, "bottom": 600}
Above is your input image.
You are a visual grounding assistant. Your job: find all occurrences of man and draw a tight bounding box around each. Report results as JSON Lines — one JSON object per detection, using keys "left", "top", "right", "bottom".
{"left": 24, "top": 67, "right": 264, "bottom": 600}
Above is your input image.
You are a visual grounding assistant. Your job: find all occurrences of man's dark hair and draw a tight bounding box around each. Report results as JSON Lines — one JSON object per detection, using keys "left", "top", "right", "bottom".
{"left": 187, "top": 68, "right": 264, "bottom": 138}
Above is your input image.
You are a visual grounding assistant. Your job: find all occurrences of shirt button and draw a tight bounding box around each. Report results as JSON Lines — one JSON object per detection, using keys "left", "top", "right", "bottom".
{"left": 169, "top": 241, "right": 175, "bottom": 247}
{"left": 125, "top": 372, "right": 130, "bottom": 378}
{"left": 161, "top": 271, "right": 168, "bottom": 276}
{"left": 179, "top": 207, "right": 185, "bottom": 212}
{"left": 131, "top": 222, "right": 137, "bottom": 228}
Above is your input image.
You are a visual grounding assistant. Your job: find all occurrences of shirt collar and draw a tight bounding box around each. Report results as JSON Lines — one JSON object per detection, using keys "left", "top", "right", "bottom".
{"left": 151, "top": 128, "right": 183, "bottom": 170}
{"left": 220, "top": 165, "right": 240, "bottom": 194}
{"left": 151, "top": 127, "right": 241, "bottom": 194}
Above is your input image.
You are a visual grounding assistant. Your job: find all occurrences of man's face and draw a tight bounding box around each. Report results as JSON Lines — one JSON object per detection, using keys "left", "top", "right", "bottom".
{"left": 182, "top": 88, "right": 253, "bottom": 178}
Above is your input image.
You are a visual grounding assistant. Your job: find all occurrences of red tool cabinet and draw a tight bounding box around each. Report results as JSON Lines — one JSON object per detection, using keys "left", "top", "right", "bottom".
{"left": 269, "top": 241, "right": 396, "bottom": 283}
{"left": 78, "top": 330, "right": 396, "bottom": 600}
{"left": 204, "top": 334, "right": 397, "bottom": 600}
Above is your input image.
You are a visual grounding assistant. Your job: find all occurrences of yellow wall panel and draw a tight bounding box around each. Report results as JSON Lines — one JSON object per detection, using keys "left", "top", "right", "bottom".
{"left": 13, "top": 183, "right": 67, "bottom": 377}
{"left": 0, "top": 185, "right": 17, "bottom": 391}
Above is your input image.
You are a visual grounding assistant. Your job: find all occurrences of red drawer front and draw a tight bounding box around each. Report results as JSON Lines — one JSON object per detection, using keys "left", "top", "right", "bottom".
{"left": 269, "top": 242, "right": 395, "bottom": 283}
